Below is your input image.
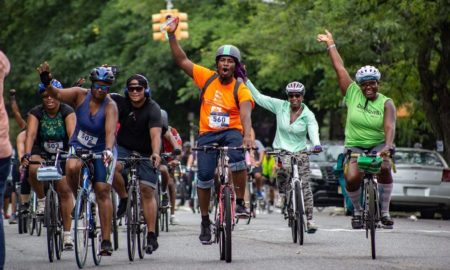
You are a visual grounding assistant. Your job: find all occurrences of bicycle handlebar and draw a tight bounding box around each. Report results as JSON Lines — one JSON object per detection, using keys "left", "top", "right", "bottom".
{"left": 192, "top": 145, "right": 254, "bottom": 152}
{"left": 266, "top": 149, "right": 315, "bottom": 157}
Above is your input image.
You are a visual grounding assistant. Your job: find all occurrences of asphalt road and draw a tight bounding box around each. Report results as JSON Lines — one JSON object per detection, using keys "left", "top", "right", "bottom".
{"left": 4, "top": 207, "right": 450, "bottom": 270}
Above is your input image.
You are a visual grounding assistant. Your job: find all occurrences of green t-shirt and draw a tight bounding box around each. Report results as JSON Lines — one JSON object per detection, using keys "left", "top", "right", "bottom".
{"left": 344, "top": 82, "right": 391, "bottom": 148}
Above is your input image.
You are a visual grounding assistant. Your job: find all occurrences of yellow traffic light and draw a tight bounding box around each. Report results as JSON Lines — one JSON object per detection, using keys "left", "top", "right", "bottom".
{"left": 151, "top": 9, "right": 188, "bottom": 41}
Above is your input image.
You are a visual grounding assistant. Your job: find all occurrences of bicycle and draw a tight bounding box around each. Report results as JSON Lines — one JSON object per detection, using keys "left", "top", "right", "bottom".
{"left": 34, "top": 150, "right": 68, "bottom": 262}
{"left": 158, "top": 152, "right": 178, "bottom": 233}
{"left": 72, "top": 148, "right": 107, "bottom": 269}
{"left": 16, "top": 167, "right": 28, "bottom": 234}
{"left": 27, "top": 190, "right": 42, "bottom": 236}
{"left": 267, "top": 149, "right": 315, "bottom": 246}
{"left": 189, "top": 167, "right": 199, "bottom": 214}
{"left": 118, "top": 151, "right": 151, "bottom": 261}
{"left": 193, "top": 144, "right": 248, "bottom": 263}
{"left": 348, "top": 151, "right": 385, "bottom": 259}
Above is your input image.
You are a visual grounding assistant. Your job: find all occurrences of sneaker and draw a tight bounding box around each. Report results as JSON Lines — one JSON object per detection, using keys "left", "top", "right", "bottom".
{"left": 63, "top": 234, "right": 74, "bottom": 250}
{"left": 276, "top": 195, "right": 286, "bottom": 209}
{"left": 20, "top": 202, "right": 30, "bottom": 215}
{"left": 116, "top": 198, "right": 128, "bottom": 219}
{"left": 9, "top": 213, "right": 17, "bottom": 224}
{"left": 235, "top": 203, "right": 250, "bottom": 216}
{"left": 170, "top": 215, "right": 179, "bottom": 225}
{"left": 161, "top": 193, "right": 169, "bottom": 208}
{"left": 306, "top": 220, "right": 318, "bottom": 234}
{"left": 256, "top": 191, "right": 264, "bottom": 200}
{"left": 199, "top": 221, "right": 212, "bottom": 244}
{"left": 36, "top": 198, "right": 45, "bottom": 216}
{"left": 100, "top": 240, "right": 113, "bottom": 256}
{"left": 380, "top": 214, "right": 394, "bottom": 229}
{"left": 146, "top": 234, "right": 159, "bottom": 254}
{"left": 351, "top": 214, "right": 363, "bottom": 229}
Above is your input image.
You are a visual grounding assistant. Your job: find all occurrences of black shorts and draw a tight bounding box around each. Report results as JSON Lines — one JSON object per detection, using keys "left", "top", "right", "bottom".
{"left": 31, "top": 146, "right": 67, "bottom": 175}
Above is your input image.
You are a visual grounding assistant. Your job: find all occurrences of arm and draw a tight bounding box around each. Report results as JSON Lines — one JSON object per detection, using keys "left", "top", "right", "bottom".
{"left": 104, "top": 100, "right": 118, "bottom": 151}
{"left": 240, "top": 101, "right": 253, "bottom": 148}
{"left": 307, "top": 112, "right": 321, "bottom": 147}
{"left": 382, "top": 100, "right": 396, "bottom": 151}
{"left": 164, "top": 129, "right": 181, "bottom": 152}
{"left": 167, "top": 19, "right": 194, "bottom": 78}
{"left": 24, "top": 114, "right": 39, "bottom": 155}
{"left": 64, "top": 112, "right": 76, "bottom": 139}
{"left": 245, "top": 80, "right": 284, "bottom": 113}
{"left": 16, "top": 130, "right": 26, "bottom": 160}
{"left": 150, "top": 127, "right": 162, "bottom": 167}
{"left": 9, "top": 90, "right": 27, "bottom": 129}
{"left": 317, "top": 30, "right": 352, "bottom": 95}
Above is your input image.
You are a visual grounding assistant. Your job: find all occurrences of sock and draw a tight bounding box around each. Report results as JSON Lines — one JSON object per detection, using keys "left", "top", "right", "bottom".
{"left": 347, "top": 188, "right": 362, "bottom": 215}
{"left": 201, "top": 215, "right": 210, "bottom": 225}
{"left": 378, "top": 183, "right": 393, "bottom": 216}
{"left": 148, "top": 231, "right": 156, "bottom": 240}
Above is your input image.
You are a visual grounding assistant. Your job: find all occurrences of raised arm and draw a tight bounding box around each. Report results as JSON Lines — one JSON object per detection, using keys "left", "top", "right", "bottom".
{"left": 166, "top": 17, "right": 194, "bottom": 78}
{"left": 37, "top": 61, "right": 86, "bottom": 107}
{"left": 9, "top": 89, "right": 27, "bottom": 129}
{"left": 317, "top": 30, "right": 352, "bottom": 95}
{"left": 245, "top": 80, "right": 284, "bottom": 114}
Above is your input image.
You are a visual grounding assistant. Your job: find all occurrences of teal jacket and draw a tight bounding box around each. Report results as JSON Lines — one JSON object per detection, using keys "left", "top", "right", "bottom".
{"left": 246, "top": 80, "right": 320, "bottom": 152}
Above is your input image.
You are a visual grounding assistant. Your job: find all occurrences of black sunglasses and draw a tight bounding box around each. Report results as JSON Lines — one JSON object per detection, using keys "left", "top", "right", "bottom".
{"left": 288, "top": 93, "right": 302, "bottom": 98}
{"left": 128, "top": 86, "right": 144, "bottom": 93}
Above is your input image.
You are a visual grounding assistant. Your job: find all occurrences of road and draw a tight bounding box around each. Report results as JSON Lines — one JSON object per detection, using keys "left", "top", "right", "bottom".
{"left": 5, "top": 207, "right": 450, "bottom": 270}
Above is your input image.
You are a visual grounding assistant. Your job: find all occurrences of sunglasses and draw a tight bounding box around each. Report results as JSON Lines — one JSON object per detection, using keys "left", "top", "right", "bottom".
{"left": 128, "top": 86, "right": 144, "bottom": 93}
{"left": 92, "top": 83, "right": 111, "bottom": 92}
{"left": 41, "top": 94, "right": 52, "bottom": 99}
{"left": 288, "top": 93, "right": 302, "bottom": 98}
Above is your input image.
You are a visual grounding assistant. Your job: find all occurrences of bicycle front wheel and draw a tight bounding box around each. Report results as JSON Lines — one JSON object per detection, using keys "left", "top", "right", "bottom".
{"left": 289, "top": 190, "right": 297, "bottom": 244}
{"left": 368, "top": 180, "right": 377, "bottom": 259}
{"left": 295, "top": 181, "right": 305, "bottom": 246}
{"left": 74, "top": 190, "right": 89, "bottom": 269}
{"left": 111, "top": 190, "right": 119, "bottom": 251}
{"left": 45, "top": 189, "right": 56, "bottom": 262}
{"left": 91, "top": 203, "right": 102, "bottom": 266}
{"left": 126, "top": 186, "right": 137, "bottom": 261}
{"left": 223, "top": 186, "right": 232, "bottom": 263}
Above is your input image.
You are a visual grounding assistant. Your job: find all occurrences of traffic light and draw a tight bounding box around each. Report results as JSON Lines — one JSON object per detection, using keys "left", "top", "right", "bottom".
{"left": 152, "top": 9, "right": 189, "bottom": 41}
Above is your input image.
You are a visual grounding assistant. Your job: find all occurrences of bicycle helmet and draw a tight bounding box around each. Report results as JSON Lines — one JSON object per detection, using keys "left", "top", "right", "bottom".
{"left": 125, "top": 74, "right": 151, "bottom": 98}
{"left": 215, "top": 45, "right": 241, "bottom": 64}
{"left": 38, "top": 79, "right": 63, "bottom": 94}
{"left": 355, "top": 65, "right": 381, "bottom": 84}
{"left": 89, "top": 66, "right": 115, "bottom": 84}
{"left": 285, "top": 81, "right": 305, "bottom": 95}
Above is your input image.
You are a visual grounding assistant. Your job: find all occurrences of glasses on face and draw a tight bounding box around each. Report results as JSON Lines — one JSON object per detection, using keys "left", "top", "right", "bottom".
{"left": 92, "top": 83, "right": 111, "bottom": 92}
{"left": 41, "top": 94, "right": 52, "bottom": 100}
{"left": 128, "top": 86, "right": 144, "bottom": 93}
{"left": 288, "top": 93, "right": 302, "bottom": 99}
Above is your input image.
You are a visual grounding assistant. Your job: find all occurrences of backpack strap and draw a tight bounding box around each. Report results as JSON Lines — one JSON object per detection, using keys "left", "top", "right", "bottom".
{"left": 200, "top": 73, "right": 241, "bottom": 110}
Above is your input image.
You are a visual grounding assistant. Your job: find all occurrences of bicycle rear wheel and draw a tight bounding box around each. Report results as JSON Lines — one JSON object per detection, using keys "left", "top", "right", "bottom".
{"left": 223, "top": 187, "right": 232, "bottom": 263}
{"left": 368, "top": 180, "right": 377, "bottom": 259}
{"left": 74, "top": 190, "right": 89, "bottom": 269}
{"left": 295, "top": 181, "right": 305, "bottom": 246}
{"left": 45, "top": 189, "right": 56, "bottom": 262}
{"left": 126, "top": 186, "right": 137, "bottom": 261}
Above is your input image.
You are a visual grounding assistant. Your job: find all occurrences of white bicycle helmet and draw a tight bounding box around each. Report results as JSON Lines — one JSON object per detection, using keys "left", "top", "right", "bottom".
{"left": 285, "top": 81, "right": 305, "bottom": 95}
{"left": 355, "top": 65, "right": 381, "bottom": 84}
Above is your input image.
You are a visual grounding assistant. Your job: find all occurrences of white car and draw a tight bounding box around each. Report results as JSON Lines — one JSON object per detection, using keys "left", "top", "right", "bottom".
{"left": 391, "top": 147, "right": 450, "bottom": 219}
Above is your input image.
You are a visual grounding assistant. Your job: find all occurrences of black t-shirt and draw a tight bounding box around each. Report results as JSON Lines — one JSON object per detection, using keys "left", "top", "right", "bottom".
{"left": 29, "top": 103, "right": 74, "bottom": 153}
{"left": 111, "top": 94, "right": 162, "bottom": 155}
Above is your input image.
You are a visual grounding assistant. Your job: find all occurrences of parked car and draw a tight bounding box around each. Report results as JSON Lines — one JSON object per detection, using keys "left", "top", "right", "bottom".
{"left": 309, "top": 143, "right": 345, "bottom": 208}
{"left": 390, "top": 147, "right": 450, "bottom": 219}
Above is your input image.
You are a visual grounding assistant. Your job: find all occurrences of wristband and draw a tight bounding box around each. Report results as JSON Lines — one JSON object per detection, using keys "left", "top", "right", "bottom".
{"left": 168, "top": 33, "right": 176, "bottom": 40}
{"left": 327, "top": 44, "right": 336, "bottom": 50}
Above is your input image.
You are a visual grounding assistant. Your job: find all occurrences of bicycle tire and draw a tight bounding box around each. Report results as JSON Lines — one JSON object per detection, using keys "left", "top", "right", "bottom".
{"left": 37, "top": 217, "right": 43, "bottom": 236}
{"left": 91, "top": 203, "right": 102, "bottom": 266}
{"left": 74, "top": 190, "right": 89, "bottom": 269}
{"left": 138, "top": 223, "right": 147, "bottom": 259}
{"left": 111, "top": 190, "right": 119, "bottom": 251}
{"left": 55, "top": 229, "right": 62, "bottom": 260}
{"left": 28, "top": 194, "right": 35, "bottom": 236}
{"left": 223, "top": 187, "right": 232, "bottom": 263}
{"left": 368, "top": 180, "right": 377, "bottom": 259}
{"left": 45, "top": 189, "right": 55, "bottom": 262}
{"left": 54, "top": 191, "right": 63, "bottom": 261}
{"left": 295, "top": 181, "right": 305, "bottom": 246}
{"left": 126, "top": 186, "right": 137, "bottom": 261}
{"left": 18, "top": 209, "right": 24, "bottom": 234}
{"left": 164, "top": 209, "right": 169, "bottom": 232}
{"left": 289, "top": 190, "right": 297, "bottom": 243}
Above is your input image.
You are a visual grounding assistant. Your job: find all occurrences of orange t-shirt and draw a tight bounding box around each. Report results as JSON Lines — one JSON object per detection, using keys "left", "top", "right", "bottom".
{"left": 193, "top": 64, "right": 254, "bottom": 134}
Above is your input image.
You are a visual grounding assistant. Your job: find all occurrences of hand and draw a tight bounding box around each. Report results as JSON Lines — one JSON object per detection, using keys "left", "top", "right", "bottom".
{"left": 316, "top": 29, "right": 334, "bottom": 46}
{"left": 235, "top": 63, "right": 247, "bottom": 82}
{"left": 74, "top": 77, "right": 85, "bottom": 87}
{"left": 9, "top": 89, "right": 16, "bottom": 97}
{"left": 378, "top": 145, "right": 394, "bottom": 158}
{"left": 168, "top": 159, "right": 180, "bottom": 168}
{"left": 102, "top": 149, "right": 114, "bottom": 165}
{"left": 312, "top": 145, "right": 322, "bottom": 153}
{"left": 20, "top": 153, "right": 31, "bottom": 168}
{"left": 0, "top": 50, "right": 11, "bottom": 76}
{"left": 36, "top": 61, "right": 53, "bottom": 86}
{"left": 252, "top": 161, "right": 261, "bottom": 167}
{"left": 243, "top": 133, "right": 253, "bottom": 149}
{"left": 166, "top": 16, "right": 180, "bottom": 34}
{"left": 151, "top": 153, "right": 161, "bottom": 168}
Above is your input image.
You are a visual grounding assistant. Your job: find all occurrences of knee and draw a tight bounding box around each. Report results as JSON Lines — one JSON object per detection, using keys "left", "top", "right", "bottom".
{"left": 141, "top": 186, "right": 154, "bottom": 200}
{"left": 95, "top": 188, "right": 111, "bottom": 201}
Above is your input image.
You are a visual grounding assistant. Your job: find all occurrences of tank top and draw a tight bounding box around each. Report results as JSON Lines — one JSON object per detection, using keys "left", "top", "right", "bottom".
{"left": 69, "top": 91, "right": 109, "bottom": 151}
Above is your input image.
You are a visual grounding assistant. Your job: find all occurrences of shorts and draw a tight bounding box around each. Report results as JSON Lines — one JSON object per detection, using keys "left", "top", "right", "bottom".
{"left": 196, "top": 129, "right": 246, "bottom": 189}
{"left": 68, "top": 145, "right": 117, "bottom": 184}
{"left": 344, "top": 143, "right": 386, "bottom": 163}
{"left": 117, "top": 146, "right": 157, "bottom": 189}
{"left": 250, "top": 166, "right": 262, "bottom": 177}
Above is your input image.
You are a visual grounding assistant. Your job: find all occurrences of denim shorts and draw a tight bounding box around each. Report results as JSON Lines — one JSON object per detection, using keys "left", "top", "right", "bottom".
{"left": 117, "top": 146, "right": 157, "bottom": 189}
{"left": 196, "top": 129, "right": 246, "bottom": 189}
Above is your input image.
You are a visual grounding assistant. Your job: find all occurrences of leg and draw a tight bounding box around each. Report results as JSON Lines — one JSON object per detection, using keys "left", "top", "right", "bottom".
{"left": 28, "top": 155, "right": 46, "bottom": 215}
{"left": 65, "top": 158, "right": 83, "bottom": 197}
{"left": 378, "top": 156, "right": 394, "bottom": 227}
{"left": 94, "top": 183, "right": 112, "bottom": 242}
{"left": 113, "top": 162, "right": 128, "bottom": 218}
{"left": 0, "top": 157, "right": 12, "bottom": 268}
{"left": 56, "top": 176, "right": 75, "bottom": 249}
{"left": 141, "top": 185, "right": 159, "bottom": 254}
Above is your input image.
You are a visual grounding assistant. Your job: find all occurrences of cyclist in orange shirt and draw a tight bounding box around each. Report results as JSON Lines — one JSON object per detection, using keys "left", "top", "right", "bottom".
{"left": 166, "top": 19, "right": 254, "bottom": 244}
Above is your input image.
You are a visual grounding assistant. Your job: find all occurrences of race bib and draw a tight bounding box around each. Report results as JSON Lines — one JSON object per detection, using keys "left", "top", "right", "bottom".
{"left": 77, "top": 130, "right": 98, "bottom": 148}
{"left": 208, "top": 112, "right": 230, "bottom": 129}
{"left": 43, "top": 141, "right": 64, "bottom": 154}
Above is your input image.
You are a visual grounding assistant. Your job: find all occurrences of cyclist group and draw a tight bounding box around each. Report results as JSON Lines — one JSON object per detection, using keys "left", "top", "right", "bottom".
{"left": 0, "top": 22, "right": 396, "bottom": 267}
